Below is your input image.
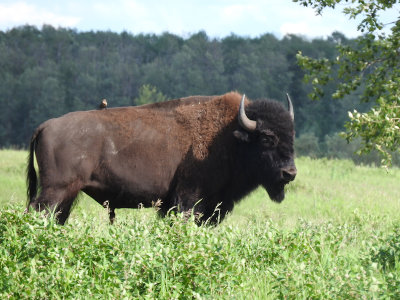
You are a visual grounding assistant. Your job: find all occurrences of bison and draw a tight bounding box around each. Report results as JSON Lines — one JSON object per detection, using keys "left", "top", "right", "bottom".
{"left": 26, "top": 92, "right": 296, "bottom": 224}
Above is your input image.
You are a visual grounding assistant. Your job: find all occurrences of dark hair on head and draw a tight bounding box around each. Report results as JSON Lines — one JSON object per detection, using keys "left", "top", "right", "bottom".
{"left": 246, "top": 99, "right": 294, "bottom": 133}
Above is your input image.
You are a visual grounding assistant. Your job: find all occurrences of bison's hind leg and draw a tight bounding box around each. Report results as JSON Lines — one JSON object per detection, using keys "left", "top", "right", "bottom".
{"left": 28, "top": 181, "right": 83, "bottom": 225}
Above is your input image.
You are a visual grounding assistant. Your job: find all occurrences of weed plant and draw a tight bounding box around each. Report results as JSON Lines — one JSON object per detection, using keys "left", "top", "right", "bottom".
{"left": 0, "top": 150, "right": 400, "bottom": 298}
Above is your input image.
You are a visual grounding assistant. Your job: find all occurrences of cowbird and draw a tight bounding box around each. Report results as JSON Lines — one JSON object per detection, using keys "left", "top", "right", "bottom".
{"left": 99, "top": 99, "right": 107, "bottom": 109}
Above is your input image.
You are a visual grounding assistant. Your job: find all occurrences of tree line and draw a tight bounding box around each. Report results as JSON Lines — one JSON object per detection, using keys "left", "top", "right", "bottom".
{"left": 0, "top": 25, "right": 374, "bottom": 160}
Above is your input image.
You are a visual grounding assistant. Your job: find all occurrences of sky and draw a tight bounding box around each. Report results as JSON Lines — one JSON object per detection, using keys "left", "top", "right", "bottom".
{"left": 0, "top": 0, "right": 398, "bottom": 39}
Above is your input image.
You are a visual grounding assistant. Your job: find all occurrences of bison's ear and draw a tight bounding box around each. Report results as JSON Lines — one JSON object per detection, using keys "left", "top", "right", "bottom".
{"left": 233, "top": 130, "right": 250, "bottom": 142}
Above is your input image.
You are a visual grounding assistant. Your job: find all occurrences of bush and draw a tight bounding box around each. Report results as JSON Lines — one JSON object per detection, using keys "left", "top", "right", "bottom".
{"left": 2, "top": 204, "right": 400, "bottom": 298}
{"left": 295, "top": 132, "right": 320, "bottom": 158}
{"left": 0, "top": 205, "right": 251, "bottom": 298}
{"left": 370, "top": 226, "right": 400, "bottom": 271}
{"left": 296, "top": 132, "right": 400, "bottom": 167}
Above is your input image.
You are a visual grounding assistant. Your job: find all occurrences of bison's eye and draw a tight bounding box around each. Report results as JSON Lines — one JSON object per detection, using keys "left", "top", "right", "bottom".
{"left": 260, "top": 132, "right": 278, "bottom": 148}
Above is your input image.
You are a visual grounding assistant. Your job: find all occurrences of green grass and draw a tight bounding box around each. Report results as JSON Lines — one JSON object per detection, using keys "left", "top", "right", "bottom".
{"left": 230, "top": 157, "right": 400, "bottom": 227}
{"left": 0, "top": 150, "right": 27, "bottom": 205}
{"left": 1, "top": 150, "right": 400, "bottom": 299}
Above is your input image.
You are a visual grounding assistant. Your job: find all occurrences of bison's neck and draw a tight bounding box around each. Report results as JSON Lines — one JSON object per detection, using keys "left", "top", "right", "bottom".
{"left": 175, "top": 93, "right": 241, "bottom": 160}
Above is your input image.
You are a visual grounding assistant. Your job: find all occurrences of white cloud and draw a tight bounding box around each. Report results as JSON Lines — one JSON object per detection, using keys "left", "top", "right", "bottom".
{"left": 1, "top": 0, "right": 396, "bottom": 38}
{"left": 220, "top": 3, "right": 270, "bottom": 25}
{"left": 221, "top": 4, "right": 248, "bottom": 21}
{"left": 279, "top": 6, "right": 362, "bottom": 38}
{"left": 121, "top": 0, "right": 149, "bottom": 18}
{"left": 91, "top": 0, "right": 165, "bottom": 34}
{"left": 0, "top": 2, "right": 80, "bottom": 29}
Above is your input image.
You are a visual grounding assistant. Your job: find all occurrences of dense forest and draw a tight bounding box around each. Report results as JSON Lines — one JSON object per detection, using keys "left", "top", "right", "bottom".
{"left": 0, "top": 25, "right": 377, "bottom": 161}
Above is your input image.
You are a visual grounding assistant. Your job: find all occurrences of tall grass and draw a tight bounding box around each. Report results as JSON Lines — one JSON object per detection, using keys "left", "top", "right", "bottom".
{"left": 1, "top": 150, "right": 400, "bottom": 298}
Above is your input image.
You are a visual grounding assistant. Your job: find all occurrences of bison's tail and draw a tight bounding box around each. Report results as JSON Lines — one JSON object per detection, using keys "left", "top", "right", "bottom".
{"left": 26, "top": 126, "right": 43, "bottom": 209}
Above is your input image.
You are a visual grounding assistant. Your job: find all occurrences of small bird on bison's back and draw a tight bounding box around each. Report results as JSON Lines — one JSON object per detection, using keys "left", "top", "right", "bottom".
{"left": 99, "top": 99, "right": 107, "bottom": 109}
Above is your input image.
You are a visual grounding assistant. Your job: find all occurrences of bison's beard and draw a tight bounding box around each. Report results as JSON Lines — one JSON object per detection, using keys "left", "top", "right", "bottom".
{"left": 264, "top": 182, "right": 286, "bottom": 203}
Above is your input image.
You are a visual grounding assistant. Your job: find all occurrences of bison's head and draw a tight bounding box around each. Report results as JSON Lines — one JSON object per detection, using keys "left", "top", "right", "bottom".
{"left": 234, "top": 94, "right": 296, "bottom": 202}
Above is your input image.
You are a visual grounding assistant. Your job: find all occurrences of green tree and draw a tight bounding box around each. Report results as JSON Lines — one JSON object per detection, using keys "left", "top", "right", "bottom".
{"left": 295, "top": 132, "right": 321, "bottom": 158}
{"left": 0, "top": 25, "right": 376, "bottom": 151}
{"left": 295, "top": 0, "right": 400, "bottom": 166}
{"left": 134, "top": 84, "right": 167, "bottom": 106}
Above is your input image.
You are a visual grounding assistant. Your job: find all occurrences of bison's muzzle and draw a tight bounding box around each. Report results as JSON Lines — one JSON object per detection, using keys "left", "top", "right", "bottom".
{"left": 281, "top": 166, "right": 297, "bottom": 182}
{"left": 265, "top": 166, "right": 297, "bottom": 203}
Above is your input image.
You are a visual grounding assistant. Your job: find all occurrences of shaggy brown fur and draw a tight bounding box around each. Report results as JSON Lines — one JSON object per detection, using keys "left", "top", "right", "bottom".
{"left": 27, "top": 92, "right": 296, "bottom": 225}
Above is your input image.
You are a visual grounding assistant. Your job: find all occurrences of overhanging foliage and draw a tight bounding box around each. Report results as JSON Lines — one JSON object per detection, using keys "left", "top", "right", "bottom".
{"left": 295, "top": 0, "right": 400, "bottom": 166}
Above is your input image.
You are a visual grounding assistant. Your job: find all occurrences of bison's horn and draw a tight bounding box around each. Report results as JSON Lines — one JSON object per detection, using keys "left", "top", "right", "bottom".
{"left": 238, "top": 94, "right": 257, "bottom": 132}
{"left": 286, "top": 93, "right": 294, "bottom": 121}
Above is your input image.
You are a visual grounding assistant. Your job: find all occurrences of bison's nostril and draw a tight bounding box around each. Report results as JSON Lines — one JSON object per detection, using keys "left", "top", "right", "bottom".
{"left": 281, "top": 168, "right": 297, "bottom": 182}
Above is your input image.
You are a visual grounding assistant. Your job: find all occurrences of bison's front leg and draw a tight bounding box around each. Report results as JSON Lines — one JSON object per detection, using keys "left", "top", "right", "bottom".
{"left": 102, "top": 200, "right": 116, "bottom": 224}
{"left": 164, "top": 190, "right": 221, "bottom": 225}
{"left": 109, "top": 208, "right": 116, "bottom": 224}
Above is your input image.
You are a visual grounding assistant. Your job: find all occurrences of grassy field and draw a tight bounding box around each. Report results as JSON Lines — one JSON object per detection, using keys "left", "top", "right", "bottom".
{"left": 1, "top": 149, "right": 400, "bottom": 299}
